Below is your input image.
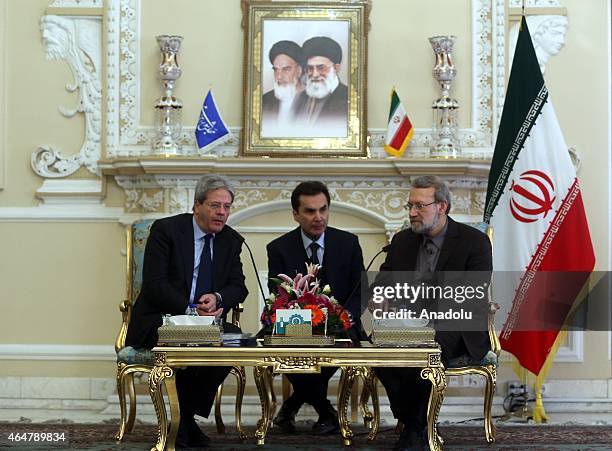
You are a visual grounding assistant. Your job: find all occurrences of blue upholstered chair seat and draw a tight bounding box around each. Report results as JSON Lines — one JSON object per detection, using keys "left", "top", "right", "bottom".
{"left": 447, "top": 350, "right": 498, "bottom": 368}
{"left": 117, "top": 346, "right": 154, "bottom": 366}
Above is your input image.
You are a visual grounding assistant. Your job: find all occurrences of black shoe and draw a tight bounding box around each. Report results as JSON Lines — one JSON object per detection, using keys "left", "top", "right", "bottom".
{"left": 176, "top": 416, "right": 210, "bottom": 448}
{"left": 312, "top": 405, "right": 339, "bottom": 435}
{"left": 273, "top": 403, "right": 297, "bottom": 433}
{"left": 393, "top": 427, "right": 427, "bottom": 451}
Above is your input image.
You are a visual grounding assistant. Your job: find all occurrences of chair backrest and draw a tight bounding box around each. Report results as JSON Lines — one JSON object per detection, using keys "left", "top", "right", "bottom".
{"left": 115, "top": 219, "right": 156, "bottom": 353}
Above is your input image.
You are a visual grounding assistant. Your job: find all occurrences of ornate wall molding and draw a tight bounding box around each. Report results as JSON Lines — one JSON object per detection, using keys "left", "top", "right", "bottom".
{"left": 32, "top": 12, "right": 102, "bottom": 178}
{"left": 110, "top": 171, "right": 488, "bottom": 229}
{"left": 48, "top": 0, "right": 103, "bottom": 7}
{"left": 105, "top": 0, "right": 505, "bottom": 158}
{"left": 507, "top": 0, "right": 568, "bottom": 75}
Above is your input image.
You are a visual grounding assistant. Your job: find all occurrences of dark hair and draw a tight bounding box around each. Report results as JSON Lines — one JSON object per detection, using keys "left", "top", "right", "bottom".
{"left": 302, "top": 36, "right": 342, "bottom": 64}
{"left": 194, "top": 174, "right": 235, "bottom": 204}
{"left": 269, "top": 40, "right": 304, "bottom": 67}
{"left": 411, "top": 175, "right": 451, "bottom": 213}
{"left": 291, "top": 181, "right": 330, "bottom": 211}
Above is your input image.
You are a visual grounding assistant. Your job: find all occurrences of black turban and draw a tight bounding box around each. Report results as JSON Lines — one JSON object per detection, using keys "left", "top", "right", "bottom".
{"left": 302, "top": 36, "right": 342, "bottom": 64}
{"left": 268, "top": 40, "right": 304, "bottom": 66}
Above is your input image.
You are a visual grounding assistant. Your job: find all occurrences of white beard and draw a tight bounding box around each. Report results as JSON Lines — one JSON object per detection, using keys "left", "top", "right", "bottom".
{"left": 305, "top": 68, "right": 339, "bottom": 99}
{"left": 273, "top": 81, "right": 297, "bottom": 101}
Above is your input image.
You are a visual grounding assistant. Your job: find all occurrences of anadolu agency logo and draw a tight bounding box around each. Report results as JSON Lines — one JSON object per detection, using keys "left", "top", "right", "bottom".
{"left": 509, "top": 169, "right": 556, "bottom": 223}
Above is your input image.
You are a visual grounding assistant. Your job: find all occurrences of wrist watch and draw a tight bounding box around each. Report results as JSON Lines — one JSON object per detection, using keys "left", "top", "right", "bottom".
{"left": 214, "top": 292, "right": 223, "bottom": 308}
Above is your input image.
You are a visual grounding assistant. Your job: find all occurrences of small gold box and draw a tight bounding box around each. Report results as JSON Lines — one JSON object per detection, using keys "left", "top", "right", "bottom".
{"left": 157, "top": 325, "right": 221, "bottom": 346}
{"left": 286, "top": 323, "right": 312, "bottom": 336}
{"left": 263, "top": 335, "right": 335, "bottom": 346}
{"left": 371, "top": 327, "right": 436, "bottom": 347}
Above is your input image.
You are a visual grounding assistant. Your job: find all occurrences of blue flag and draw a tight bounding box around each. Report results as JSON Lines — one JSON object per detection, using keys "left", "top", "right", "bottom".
{"left": 195, "top": 90, "right": 230, "bottom": 151}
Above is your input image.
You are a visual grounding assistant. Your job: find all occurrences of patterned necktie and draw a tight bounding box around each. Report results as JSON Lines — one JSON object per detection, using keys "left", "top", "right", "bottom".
{"left": 424, "top": 239, "right": 437, "bottom": 272}
{"left": 194, "top": 234, "right": 213, "bottom": 301}
{"left": 309, "top": 242, "right": 320, "bottom": 265}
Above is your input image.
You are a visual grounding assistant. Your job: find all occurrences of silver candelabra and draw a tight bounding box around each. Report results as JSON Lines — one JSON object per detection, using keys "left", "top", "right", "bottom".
{"left": 429, "top": 35, "right": 461, "bottom": 158}
{"left": 152, "top": 35, "right": 183, "bottom": 155}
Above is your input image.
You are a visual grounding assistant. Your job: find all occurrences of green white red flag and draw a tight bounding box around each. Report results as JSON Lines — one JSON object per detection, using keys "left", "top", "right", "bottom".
{"left": 484, "top": 17, "right": 595, "bottom": 375}
{"left": 384, "top": 89, "right": 414, "bottom": 157}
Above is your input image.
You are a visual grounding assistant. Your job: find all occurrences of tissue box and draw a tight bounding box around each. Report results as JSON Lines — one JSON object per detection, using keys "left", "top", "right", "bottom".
{"left": 157, "top": 324, "right": 221, "bottom": 346}
{"left": 371, "top": 327, "right": 436, "bottom": 347}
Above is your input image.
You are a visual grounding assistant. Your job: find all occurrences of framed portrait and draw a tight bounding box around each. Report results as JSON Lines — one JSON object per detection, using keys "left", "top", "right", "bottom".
{"left": 240, "top": 0, "right": 370, "bottom": 157}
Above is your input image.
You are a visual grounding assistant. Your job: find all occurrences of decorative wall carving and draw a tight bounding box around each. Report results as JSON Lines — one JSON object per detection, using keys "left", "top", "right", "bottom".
{"left": 49, "top": 0, "right": 102, "bottom": 7}
{"left": 112, "top": 174, "right": 488, "bottom": 225}
{"left": 508, "top": 14, "right": 568, "bottom": 74}
{"left": 32, "top": 14, "right": 102, "bottom": 178}
{"left": 106, "top": 0, "right": 506, "bottom": 157}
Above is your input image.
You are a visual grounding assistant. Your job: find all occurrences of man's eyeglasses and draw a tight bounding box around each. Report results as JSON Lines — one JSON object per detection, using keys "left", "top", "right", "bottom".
{"left": 404, "top": 201, "right": 437, "bottom": 211}
{"left": 206, "top": 202, "right": 232, "bottom": 211}
{"left": 306, "top": 63, "right": 333, "bottom": 74}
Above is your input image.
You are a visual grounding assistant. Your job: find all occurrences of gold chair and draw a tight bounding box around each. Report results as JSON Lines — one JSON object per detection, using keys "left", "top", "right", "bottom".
{"left": 114, "top": 218, "right": 247, "bottom": 442}
{"left": 359, "top": 222, "right": 501, "bottom": 444}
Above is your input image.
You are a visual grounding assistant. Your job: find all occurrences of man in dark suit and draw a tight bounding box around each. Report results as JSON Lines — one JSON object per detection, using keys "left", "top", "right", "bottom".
{"left": 125, "top": 174, "right": 248, "bottom": 448}
{"left": 374, "top": 175, "right": 492, "bottom": 451}
{"left": 294, "top": 36, "right": 348, "bottom": 134}
{"left": 267, "top": 181, "right": 365, "bottom": 434}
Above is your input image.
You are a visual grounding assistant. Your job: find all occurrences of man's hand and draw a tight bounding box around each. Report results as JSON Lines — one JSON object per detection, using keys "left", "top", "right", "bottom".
{"left": 196, "top": 293, "right": 223, "bottom": 317}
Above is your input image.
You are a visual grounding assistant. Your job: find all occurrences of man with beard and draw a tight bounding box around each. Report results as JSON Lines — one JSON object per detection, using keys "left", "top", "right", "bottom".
{"left": 373, "top": 175, "right": 493, "bottom": 451}
{"left": 294, "top": 36, "right": 348, "bottom": 134}
{"left": 261, "top": 40, "right": 304, "bottom": 136}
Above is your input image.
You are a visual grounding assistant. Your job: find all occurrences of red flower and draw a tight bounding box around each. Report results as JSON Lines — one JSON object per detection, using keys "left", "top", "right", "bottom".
{"left": 303, "top": 304, "right": 325, "bottom": 326}
{"left": 339, "top": 311, "right": 350, "bottom": 330}
{"left": 298, "top": 292, "right": 316, "bottom": 306}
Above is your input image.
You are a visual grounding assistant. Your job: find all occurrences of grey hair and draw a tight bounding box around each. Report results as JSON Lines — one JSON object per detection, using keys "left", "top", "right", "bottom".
{"left": 411, "top": 175, "right": 451, "bottom": 213}
{"left": 193, "top": 174, "right": 235, "bottom": 204}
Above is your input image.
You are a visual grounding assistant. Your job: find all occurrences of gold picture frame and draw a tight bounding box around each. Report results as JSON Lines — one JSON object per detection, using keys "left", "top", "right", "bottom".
{"left": 240, "top": 0, "right": 370, "bottom": 157}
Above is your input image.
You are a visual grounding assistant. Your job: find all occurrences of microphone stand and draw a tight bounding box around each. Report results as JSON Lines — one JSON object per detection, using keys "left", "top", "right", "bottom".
{"left": 344, "top": 244, "right": 391, "bottom": 344}
{"left": 240, "top": 239, "right": 268, "bottom": 303}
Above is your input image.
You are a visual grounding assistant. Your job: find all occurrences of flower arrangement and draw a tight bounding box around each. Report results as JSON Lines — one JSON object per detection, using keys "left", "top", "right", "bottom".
{"left": 261, "top": 263, "right": 351, "bottom": 335}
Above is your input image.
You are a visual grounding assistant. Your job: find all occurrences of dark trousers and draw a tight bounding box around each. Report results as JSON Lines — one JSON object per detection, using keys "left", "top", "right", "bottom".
{"left": 284, "top": 367, "right": 337, "bottom": 415}
{"left": 375, "top": 330, "right": 489, "bottom": 430}
{"left": 176, "top": 322, "right": 241, "bottom": 418}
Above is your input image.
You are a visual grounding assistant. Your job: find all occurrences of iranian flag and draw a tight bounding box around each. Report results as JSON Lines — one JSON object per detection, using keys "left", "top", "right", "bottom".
{"left": 384, "top": 88, "right": 414, "bottom": 157}
{"left": 484, "top": 17, "right": 595, "bottom": 375}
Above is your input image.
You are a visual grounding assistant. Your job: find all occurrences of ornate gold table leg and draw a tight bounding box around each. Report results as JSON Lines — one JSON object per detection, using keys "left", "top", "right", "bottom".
{"left": 363, "top": 368, "right": 380, "bottom": 442}
{"left": 253, "top": 366, "right": 273, "bottom": 446}
{"left": 338, "top": 366, "right": 357, "bottom": 446}
{"left": 360, "top": 375, "right": 372, "bottom": 429}
{"left": 233, "top": 366, "right": 248, "bottom": 441}
{"left": 149, "top": 364, "right": 176, "bottom": 451}
{"left": 214, "top": 384, "right": 226, "bottom": 434}
{"left": 421, "top": 367, "right": 446, "bottom": 451}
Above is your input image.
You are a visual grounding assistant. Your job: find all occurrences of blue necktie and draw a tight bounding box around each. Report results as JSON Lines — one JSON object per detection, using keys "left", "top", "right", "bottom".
{"left": 194, "top": 234, "right": 213, "bottom": 301}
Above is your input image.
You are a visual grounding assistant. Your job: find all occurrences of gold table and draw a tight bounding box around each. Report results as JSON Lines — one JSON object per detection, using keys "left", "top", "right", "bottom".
{"left": 149, "top": 343, "right": 446, "bottom": 451}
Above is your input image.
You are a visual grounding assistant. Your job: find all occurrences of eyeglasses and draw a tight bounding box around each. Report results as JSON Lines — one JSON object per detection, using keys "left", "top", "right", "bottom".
{"left": 205, "top": 202, "right": 232, "bottom": 211}
{"left": 404, "top": 201, "right": 437, "bottom": 211}
{"left": 306, "top": 63, "right": 333, "bottom": 74}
